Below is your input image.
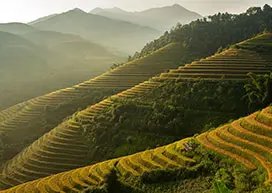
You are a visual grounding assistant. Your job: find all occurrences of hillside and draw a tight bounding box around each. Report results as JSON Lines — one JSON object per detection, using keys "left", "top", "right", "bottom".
{"left": 90, "top": 4, "right": 202, "bottom": 31}
{"left": 0, "top": 33, "right": 271, "bottom": 190}
{"left": 131, "top": 4, "right": 272, "bottom": 61}
{"left": 0, "top": 43, "right": 184, "bottom": 164}
{"left": 0, "top": 26, "right": 122, "bottom": 110}
{"left": 30, "top": 8, "right": 160, "bottom": 54}
{"left": 22, "top": 30, "right": 118, "bottom": 61}
{"left": 2, "top": 106, "right": 272, "bottom": 192}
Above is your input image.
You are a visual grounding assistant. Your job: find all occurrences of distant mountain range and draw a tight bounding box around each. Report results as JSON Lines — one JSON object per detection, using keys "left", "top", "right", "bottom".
{"left": 29, "top": 4, "right": 202, "bottom": 54}
{"left": 0, "top": 4, "right": 201, "bottom": 108}
{"left": 29, "top": 8, "right": 160, "bottom": 54}
{"left": 90, "top": 4, "right": 202, "bottom": 31}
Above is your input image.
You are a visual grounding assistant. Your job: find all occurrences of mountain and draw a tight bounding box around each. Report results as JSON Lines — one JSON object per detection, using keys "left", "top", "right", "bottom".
{"left": 0, "top": 33, "right": 272, "bottom": 192}
{"left": 0, "top": 22, "right": 36, "bottom": 34}
{"left": 1, "top": 5, "right": 272, "bottom": 192}
{"left": 90, "top": 4, "right": 202, "bottom": 31}
{"left": 0, "top": 32, "right": 271, "bottom": 190}
{"left": 91, "top": 7, "right": 127, "bottom": 14}
{"left": 29, "top": 8, "right": 160, "bottom": 54}
{"left": 0, "top": 27, "right": 123, "bottom": 110}
{"left": 21, "top": 30, "right": 119, "bottom": 60}
{"left": 28, "top": 14, "right": 58, "bottom": 25}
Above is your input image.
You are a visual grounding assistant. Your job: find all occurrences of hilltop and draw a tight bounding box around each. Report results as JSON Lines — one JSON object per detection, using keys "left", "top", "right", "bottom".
{"left": 90, "top": 4, "right": 202, "bottom": 31}
{"left": 0, "top": 32, "right": 271, "bottom": 190}
{"left": 131, "top": 4, "right": 272, "bottom": 61}
{"left": 30, "top": 8, "right": 160, "bottom": 54}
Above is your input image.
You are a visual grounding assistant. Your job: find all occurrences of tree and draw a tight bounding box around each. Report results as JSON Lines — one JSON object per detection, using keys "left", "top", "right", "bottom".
{"left": 263, "top": 4, "right": 272, "bottom": 13}
{"left": 246, "top": 7, "right": 262, "bottom": 16}
{"left": 131, "top": 5, "right": 272, "bottom": 61}
{"left": 243, "top": 72, "right": 272, "bottom": 110}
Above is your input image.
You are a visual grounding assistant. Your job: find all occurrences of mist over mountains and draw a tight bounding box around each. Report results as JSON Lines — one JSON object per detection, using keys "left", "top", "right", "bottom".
{"left": 0, "top": 23, "right": 123, "bottom": 109}
{"left": 90, "top": 4, "right": 202, "bottom": 31}
{"left": 30, "top": 8, "right": 160, "bottom": 54}
{"left": 0, "top": 4, "right": 201, "bottom": 109}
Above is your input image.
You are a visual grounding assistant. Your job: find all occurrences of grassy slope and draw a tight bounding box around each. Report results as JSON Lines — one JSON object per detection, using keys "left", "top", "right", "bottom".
{"left": 0, "top": 33, "right": 271, "bottom": 190}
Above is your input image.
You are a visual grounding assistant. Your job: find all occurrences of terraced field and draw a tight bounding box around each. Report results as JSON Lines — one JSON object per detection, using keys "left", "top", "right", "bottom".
{"left": 157, "top": 48, "right": 272, "bottom": 81}
{"left": 0, "top": 33, "right": 271, "bottom": 190}
{"left": 155, "top": 33, "right": 272, "bottom": 81}
{"left": 0, "top": 42, "right": 183, "bottom": 158}
{"left": 197, "top": 106, "right": 272, "bottom": 183}
{"left": 0, "top": 139, "right": 195, "bottom": 193}
{"left": 0, "top": 80, "right": 162, "bottom": 189}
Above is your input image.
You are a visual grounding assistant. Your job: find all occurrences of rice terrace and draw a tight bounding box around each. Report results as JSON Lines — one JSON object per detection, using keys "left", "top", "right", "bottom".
{"left": 0, "top": 0, "right": 272, "bottom": 192}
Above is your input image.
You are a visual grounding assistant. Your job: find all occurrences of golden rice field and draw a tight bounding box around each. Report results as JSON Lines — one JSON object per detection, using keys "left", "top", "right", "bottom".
{"left": 0, "top": 139, "right": 194, "bottom": 193}
{"left": 0, "top": 33, "right": 271, "bottom": 190}
{"left": 197, "top": 106, "right": 272, "bottom": 183}
{"left": 2, "top": 105, "right": 272, "bottom": 192}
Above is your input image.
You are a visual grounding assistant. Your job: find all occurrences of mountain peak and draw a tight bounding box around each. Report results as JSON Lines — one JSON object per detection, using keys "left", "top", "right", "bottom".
{"left": 68, "top": 8, "right": 86, "bottom": 14}
{"left": 170, "top": 4, "right": 187, "bottom": 10}
{"left": 110, "top": 7, "right": 125, "bottom": 12}
{"left": 90, "top": 7, "right": 127, "bottom": 14}
{"left": 91, "top": 7, "right": 104, "bottom": 14}
{"left": 172, "top": 4, "right": 182, "bottom": 7}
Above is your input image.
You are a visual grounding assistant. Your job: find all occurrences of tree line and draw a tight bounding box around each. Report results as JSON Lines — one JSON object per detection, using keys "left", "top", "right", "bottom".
{"left": 129, "top": 4, "right": 272, "bottom": 61}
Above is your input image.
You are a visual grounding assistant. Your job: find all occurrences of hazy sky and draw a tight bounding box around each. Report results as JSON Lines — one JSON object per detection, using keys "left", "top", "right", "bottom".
{"left": 0, "top": 0, "right": 271, "bottom": 23}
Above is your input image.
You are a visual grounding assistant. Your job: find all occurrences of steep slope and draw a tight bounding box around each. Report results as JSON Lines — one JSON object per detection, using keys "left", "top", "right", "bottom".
{"left": 0, "top": 33, "right": 271, "bottom": 190}
{"left": 30, "top": 8, "right": 160, "bottom": 54}
{"left": 0, "top": 29, "right": 122, "bottom": 110}
{"left": 28, "top": 14, "right": 58, "bottom": 25}
{"left": 0, "top": 43, "right": 183, "bottom": 162}
{"left": 90, "top": 4, "right": 202, "bottom": 31}
{"left": 0, "top": 138, "right": 195, "bottom": 193}
{"left": 197, "top": 106, "right": 272, "bottom": 183}
{"left": 2, "top": 106, "right": 272, "bottom": 192}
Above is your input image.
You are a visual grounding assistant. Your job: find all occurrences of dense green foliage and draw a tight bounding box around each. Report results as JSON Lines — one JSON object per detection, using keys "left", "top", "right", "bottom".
{"left": 244, "top": 72, "right": 272, "bottom": 111}
{"left": 213, "top": 181, "right": 232, "bottom": 193}
{"left": 131, "top": 4, "right": 272, "bottom": 61}
{"left": 82, "top": 80, "right": 251, "bottom": 163}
